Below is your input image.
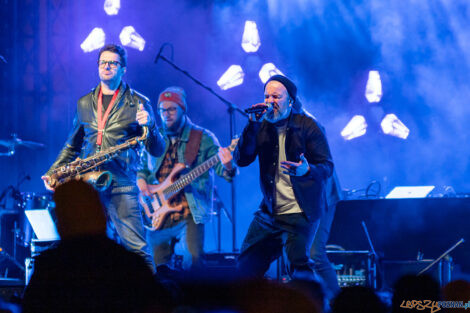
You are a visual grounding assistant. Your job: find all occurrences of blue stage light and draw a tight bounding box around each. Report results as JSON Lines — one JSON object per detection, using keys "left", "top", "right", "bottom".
{"left": 365, "top": 70, "right": 382, "bottom": 103}
{"left": 80, "top": 28, "right": 106, "bottom": 53}
{"left": 241, "top": 21, "right": 261, "bottom": 53}
{"left": 217, "top": 65, "right": 245, "bottom": 90}
{"left": 104, "top": 0, "right": 120, "bottom": 16}
{"left": 381, "top": 113, "right": 409, "bottom": 139}
{"left": 119, "top": 26, "right": 146, "bottom": 51}
{"left": 258, "top": 63, "right": 284, "bottom": 83}
{"left": 341, "top": 115, "right": 367, "bottom": 140}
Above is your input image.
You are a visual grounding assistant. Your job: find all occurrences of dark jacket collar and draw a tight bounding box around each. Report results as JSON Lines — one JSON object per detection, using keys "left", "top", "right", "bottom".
{"left": 91, "top": 81, "right": 128, "bottom": 105}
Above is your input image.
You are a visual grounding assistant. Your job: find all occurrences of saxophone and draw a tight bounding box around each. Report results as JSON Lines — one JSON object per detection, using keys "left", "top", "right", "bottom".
{"left": 49, "top": 126, "right": 148, "bottom": 191}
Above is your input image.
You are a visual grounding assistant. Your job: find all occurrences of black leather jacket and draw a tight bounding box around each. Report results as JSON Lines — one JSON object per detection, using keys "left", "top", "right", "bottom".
{"left": 234, "top": 109, "right": 334, "bottom": 222}
{"left": 46, "top": 82, "right": 164, "bottom": 188}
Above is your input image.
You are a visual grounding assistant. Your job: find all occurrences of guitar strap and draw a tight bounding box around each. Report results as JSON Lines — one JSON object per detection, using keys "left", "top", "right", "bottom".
{"left": 184, "top": 128, "right": 203, "bottom": 167}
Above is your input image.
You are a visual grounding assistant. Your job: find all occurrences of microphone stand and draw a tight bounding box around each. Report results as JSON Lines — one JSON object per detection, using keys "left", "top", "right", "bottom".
{"left": 213, "top": 186, "right": 233, "bottom": 252}
{"left": 154, "top": 43, "right": 248, "bottom": 252}
{"left": 362, "top": 221, "right": 381, "bottom": 289}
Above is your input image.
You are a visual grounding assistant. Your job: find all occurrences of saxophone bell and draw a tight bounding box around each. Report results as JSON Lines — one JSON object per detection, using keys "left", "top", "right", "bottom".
{"left": 81, "top": 171, "right": 113, "bottom": 192}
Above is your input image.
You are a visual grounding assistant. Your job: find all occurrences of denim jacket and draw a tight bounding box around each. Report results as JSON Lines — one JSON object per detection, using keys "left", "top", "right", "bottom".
{"left": 137, "top": 118, "right": 234, "bottom": 224}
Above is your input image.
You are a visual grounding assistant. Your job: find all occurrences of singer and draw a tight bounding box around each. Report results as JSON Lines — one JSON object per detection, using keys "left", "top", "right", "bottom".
{"left": 234, "top": 75, "right": 335, "bottom": 283}
{"left": 41, "top": 44, "right": 164, "bottom": 271}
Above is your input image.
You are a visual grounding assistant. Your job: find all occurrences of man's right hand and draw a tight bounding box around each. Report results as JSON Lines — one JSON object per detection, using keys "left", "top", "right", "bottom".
{"left": 249, "top": 103, "right": 270, "bottom": 122}
{"left": 41, "top": 176, "right": 55, "bottom": 192}
{"left": 137, "top": 178, "right": 151, "bottom": 197}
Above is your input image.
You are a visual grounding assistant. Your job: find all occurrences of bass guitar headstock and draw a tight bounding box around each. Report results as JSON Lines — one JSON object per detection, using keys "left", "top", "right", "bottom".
{"left": 227, "top": 136, "right": 240, "bottom": 152}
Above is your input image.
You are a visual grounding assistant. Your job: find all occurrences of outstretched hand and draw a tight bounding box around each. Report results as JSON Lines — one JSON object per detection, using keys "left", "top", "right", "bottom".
{"left": 280, "top": 153, "right": 310, "bottom": 176}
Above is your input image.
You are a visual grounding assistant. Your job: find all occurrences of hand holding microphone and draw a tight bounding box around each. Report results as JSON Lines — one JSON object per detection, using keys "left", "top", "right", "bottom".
{"left": 245, "top": 103, "right": 272, "bottom": 121}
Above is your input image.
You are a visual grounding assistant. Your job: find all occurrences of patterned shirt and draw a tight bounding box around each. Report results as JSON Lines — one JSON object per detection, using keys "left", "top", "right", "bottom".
{"left": 154, "top": 139, "right": 191, "bottom": 228}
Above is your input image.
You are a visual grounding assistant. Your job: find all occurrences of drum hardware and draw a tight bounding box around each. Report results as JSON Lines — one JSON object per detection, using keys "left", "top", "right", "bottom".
{"left": 0, "top": 134, "right": 45, "bottom": 156}
{"left": 0, "top": 183, "right": 55, "bottom": 277}
{"left": 0, "top": 248, "right": 25, "bottom": 275}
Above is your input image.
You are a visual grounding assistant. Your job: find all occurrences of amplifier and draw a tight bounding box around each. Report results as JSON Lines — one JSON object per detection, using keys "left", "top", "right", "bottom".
{"left": 327, "top": 250, "right": 376, "bottom": 288}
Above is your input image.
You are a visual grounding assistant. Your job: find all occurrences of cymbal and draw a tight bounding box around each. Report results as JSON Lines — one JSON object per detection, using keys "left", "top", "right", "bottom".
{"left": 0, "top": 137, "right": 45, "bottom": 149}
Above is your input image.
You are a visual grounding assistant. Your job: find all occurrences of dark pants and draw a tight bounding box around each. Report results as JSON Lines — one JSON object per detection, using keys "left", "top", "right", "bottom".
{"left": 238, "top": 211, "right": 320, "bottom": 279}
{"left": 101, "top": 191, "right": 155, "bottom": 271}
{"left": 310, "top": 204, "right": 340, "bottom": 299}
{"left": 146, "top": 216, "right": 204, "bottom": 270}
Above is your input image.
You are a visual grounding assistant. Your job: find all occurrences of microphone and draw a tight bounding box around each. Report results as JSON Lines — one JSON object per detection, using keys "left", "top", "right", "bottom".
{"left": 244, "top": 104, "right": 270, "bottom": 114}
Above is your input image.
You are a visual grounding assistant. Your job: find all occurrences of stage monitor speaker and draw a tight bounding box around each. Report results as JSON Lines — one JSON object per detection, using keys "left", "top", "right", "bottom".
{"left": 382, "top": 258, "right": 452, "bottom": 289}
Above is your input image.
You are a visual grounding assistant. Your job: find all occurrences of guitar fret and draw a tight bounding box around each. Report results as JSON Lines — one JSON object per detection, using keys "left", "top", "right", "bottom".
{"left": 161, "top": 139, "right": 238, "bottom": 196}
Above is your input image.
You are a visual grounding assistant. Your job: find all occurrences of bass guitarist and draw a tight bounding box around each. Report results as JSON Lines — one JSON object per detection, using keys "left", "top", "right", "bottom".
{"left": 137, "top": 86, "right": 236, "bottom": 270}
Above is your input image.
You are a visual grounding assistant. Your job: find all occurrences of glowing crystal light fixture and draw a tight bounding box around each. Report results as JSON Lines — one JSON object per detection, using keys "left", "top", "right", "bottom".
{"left": 341, "top": 115, "right": 368, "bottom": 140}
{"left": 241, "top": 21, "right": 261, "bottom": 53}
{"left": 104, "top": 0, "right": 120, "bottom": 15}
{"left": 80, "top": 28, "right": 105, "bottom": 53}
{"left": 258, "top": 63, "right": 284, "bottom": 84}
{"left": 365, "top": 70, "right": 382, "bottom": 103}
{"left": 217, "top": 65, "right": 245, "bottom": 90}
{"left": 381, "top": 114, "right": 409, "bottom": 139}
{"left": 119, "top": 26, "right": 146, "bottom": 51}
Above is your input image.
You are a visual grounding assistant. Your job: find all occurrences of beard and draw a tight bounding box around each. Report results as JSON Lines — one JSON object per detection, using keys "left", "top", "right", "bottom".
{"left": 264, "top": 110, "right": 277, "bottom": 122}
{"left": 164, "top": 115, "right": 185, "bottom": 135}
{"left": 265, "top": 106, "right": 291, "bottom": 123}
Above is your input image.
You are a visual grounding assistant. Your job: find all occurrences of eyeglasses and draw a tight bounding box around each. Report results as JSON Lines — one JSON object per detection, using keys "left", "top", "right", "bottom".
{"left": 157, "top": 107, "right": 178, "bottom": 114}
{"left": 98, "top": 60, "right": 121, "bottom": 68}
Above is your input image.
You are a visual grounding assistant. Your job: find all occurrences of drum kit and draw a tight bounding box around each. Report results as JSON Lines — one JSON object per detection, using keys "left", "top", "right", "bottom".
{"left": 0, "top": 134, "right": 49, "bottom": 277}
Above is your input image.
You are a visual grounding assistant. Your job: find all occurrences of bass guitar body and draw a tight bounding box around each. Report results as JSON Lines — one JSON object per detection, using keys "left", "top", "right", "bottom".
{"left": 139, "top": 163, "right": 186, "bottom": 231}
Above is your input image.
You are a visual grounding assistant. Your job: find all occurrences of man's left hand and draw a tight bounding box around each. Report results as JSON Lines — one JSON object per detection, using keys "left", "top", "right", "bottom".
{"left": 218, "top": 147, "right": 233, "bottom": 170}
{"left": 136, "top": 102, "right": 153, "bottom": 127}
{"left": 280, "top": 153, "right": 310, "bottom": 176}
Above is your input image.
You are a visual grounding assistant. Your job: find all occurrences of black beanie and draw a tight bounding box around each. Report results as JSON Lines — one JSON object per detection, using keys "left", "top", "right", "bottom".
{"left": 265, "top": 75, "right": 297, "bottom": 101}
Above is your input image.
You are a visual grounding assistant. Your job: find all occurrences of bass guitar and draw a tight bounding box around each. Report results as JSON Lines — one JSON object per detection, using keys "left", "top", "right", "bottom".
{"left": 139, "top": 138, "right": 239, "bottom": 231}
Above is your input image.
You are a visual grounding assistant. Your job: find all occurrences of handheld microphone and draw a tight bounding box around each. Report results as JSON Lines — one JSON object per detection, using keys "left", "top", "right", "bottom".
{"left": 244, "top": 104, "right": 270, "bottom": 114}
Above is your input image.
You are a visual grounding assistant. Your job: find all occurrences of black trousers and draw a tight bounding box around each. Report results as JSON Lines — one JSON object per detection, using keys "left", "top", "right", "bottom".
{"left": 146, "top": 216, "right": 204, "bottom": 270}
{"left": 238, "top": 211, "right": 320, "bottom": 279}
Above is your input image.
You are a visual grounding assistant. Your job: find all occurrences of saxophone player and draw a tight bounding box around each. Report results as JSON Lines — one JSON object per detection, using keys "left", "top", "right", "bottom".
{"left": 41, "top": 44, "right": 164, "bottom": 270}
